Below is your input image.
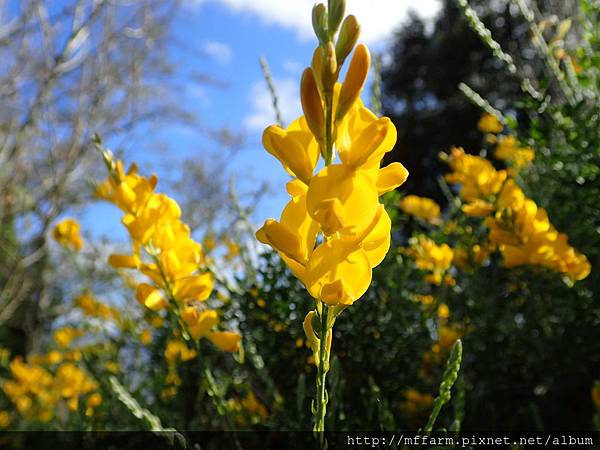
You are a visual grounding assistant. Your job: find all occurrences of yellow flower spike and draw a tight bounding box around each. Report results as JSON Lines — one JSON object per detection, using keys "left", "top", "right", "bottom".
{"left": 135, "top": 283, "right": 167, "bottom": 311}
{"left": 376, "top": 162, "right": 409, "bottom": 195}
{"left": 172, "top": 273, "right": 213, "bottom": 302}
{"left": 336, "top": 43, "right": 370, "bottom": 122}
{"left": 262, "top": 118, "right": 319, "bottom": 185}
{"left": 301, "top": 68, "right": 325, "bottom": 141}
{"left": 208, "top": 331, "right": 241, "bottom": 353}
{"left": 306, "top": 164, "right": 379, "bottom": 235}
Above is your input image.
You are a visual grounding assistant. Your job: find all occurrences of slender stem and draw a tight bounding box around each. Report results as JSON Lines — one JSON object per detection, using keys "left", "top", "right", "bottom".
{"left": 314, "top": 305, "right": 330, "bottom": 434}
{"left": 203, "top": 363, "right": 243, "bottom": 450}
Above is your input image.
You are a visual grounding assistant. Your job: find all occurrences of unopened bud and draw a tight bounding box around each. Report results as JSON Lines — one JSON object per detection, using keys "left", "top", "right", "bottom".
{"left": 321, "top": 41, "right": 338, "bottom": 91}
{"left": 336, "top": 43, "right": 370, "bottom": 121}
{"left": 311, "top": 47, "right": 324, "bottom": 93}
{"left": 335, "top": 15, "right": 360, "bottom": 66}
{"left": 301, "top": 68, "right": 325, "bottom": 141}
{"left": 327, "top": 0, "right": 345, "bottom": 38}
{"left": 312, "top": 3, "right": 329, "bottom": 45}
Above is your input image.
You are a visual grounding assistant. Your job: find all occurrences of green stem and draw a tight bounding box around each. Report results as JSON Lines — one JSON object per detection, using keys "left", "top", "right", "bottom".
{"left": 203, "top": 364, "right": 242, "bottom": 450}
{"left": 314, "top": 305, "right": 330, "bottom": 434}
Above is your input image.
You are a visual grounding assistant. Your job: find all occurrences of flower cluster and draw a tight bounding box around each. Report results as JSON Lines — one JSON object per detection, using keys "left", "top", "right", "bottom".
{"left": 485, "top": 179, "right": 590, "bottom": 280}
{"left": 443, "top": 142, "right": 590, "bottom": 281}
{"left": 494, "top": 135, "right": 534, "bottom": 172}
{"left": 256, "top": 39, "right": 408, "bottom": 309}
{"left": 2, "top": 356, "right": 101, "bottom": 423}
{"left": 444, "top": 147, "right": 507, "bottom": 217}
{"left": 96, "top": 152, "right": 240, "bottom": 353}
{"left": 52, "top": 218, "right": 84, "bottom": 251}
{"left": 404, "top": 236, "right": 454, "bottom": 286}
{"left": 399, "top": 195, "right": 441, "bottom": 224}
{"left": 75, "top": 292, "right": 121, "bottom": 321}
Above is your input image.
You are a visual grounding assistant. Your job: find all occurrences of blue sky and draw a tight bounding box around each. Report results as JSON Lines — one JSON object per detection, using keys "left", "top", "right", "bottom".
{"left": 74, "top": 0, "right": 440, "bottom": 240}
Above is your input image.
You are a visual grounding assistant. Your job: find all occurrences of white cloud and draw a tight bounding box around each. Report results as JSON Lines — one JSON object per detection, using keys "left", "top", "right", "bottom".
{"left": 187, "top": 0, "right": 440, "bottom": 44}
{"left": 282, "top": 59, "right": 302, "bottom": 74}
{"left": 244, "top": 77, "right": 300, "bottom": 131}
{"left": 202, "top": 40, "right": 233, "bottom": 64}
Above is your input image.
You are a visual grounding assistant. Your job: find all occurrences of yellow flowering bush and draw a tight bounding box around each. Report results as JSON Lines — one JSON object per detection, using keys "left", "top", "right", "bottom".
{"left": 96, "top": 150, "right": 240, "bottom": 353}
{"left": 255, "top": 0, "right": 408, "bottom": 431}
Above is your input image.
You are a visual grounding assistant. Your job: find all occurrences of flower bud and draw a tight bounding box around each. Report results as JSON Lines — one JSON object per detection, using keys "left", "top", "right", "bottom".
{"left": 303, "top": 310, "right": 320, "bottom": 347}
{"left": 301, "top": 68, "right": 325, "bottom": 141}
{"left": 327, "top": 0, "right": 345, "bottom": 38}
{"left": 335, "top": 15, "right": 360, "bottom": 66}
{"left": 312, "top": 3, "right": 329, "bottom": 45}
{"left": 321, "top": 41, "right": 338, "bottom": 91}
{"left": 336, "top": 43, "right": 370, "bottom": 121}
{"left": 311, "top": 47, "right": 324, "bottom": 93}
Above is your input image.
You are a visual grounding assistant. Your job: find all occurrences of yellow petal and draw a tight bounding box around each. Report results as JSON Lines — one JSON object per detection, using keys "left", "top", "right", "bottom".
{"left": 339, "top": 117, "right": 396, "bottom": 168}
{"left": 189, "top": 310, "right": 219, "bottom": 339}
{"left": 108, "top": 254, "right": 139, "bottom": 269}
{"left": 306, "top": 164, "right": 378, "bottom": 236}
{"left": 377, "top": 163, "right": 409, "bottom": 195}
{"left": 336, "top": 44, "right": 370, "bottom": 121}
{"left": 135, "top": 283, "right": 166, "bottom": 311}
{"left": 262, "top": 118, "right": 318, "bottom": 184}
{"left": 361, "top": 208, "right": 392, "bottom": 267}
{"left": 172, "top": 273, "right": 213, "bottom": 301}
{"left": 257, "top": 219, "right": 306, "bottom": 264}
{"left": 208, "top": 332, "right": 241, "bottom": 353}
{"left": 305, "top": 237, "right": 372, "bottom": 306}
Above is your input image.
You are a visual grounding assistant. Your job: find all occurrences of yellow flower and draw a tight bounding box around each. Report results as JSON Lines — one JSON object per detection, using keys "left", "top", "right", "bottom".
{"left": 405, "top": 236, "right": 454, "bottom": 286}
{"left": 592, "top": 382, "right": 600, "bottom": 409}
{"left": 415, "top": 294, "right": 433, "bottom": 306}
{"left": 241, "top": 391, "right": 269, "bottom": 421}
{"left": 400, "top": 389, "right": 433, "bottom": 415}
{"left": 477, "top": 113, "right": 503, "bottom": 134}
{"left": 164, "top": 340, "right": 197, "bottom": 364}
{"left": 461, "top": 199, "right": 495, "bottom": 217}
{"left": 139, "top": 329, "right": 153, "bottom": 345}
{"left": 438, "top": 326, "right": 461, "bottom": 351}
{"left": 445, "top": 147, "right": 507, "bottom": 203}
{"left": 262, "top": 116, "right": 319, "bottom": 185}
{"left": 53, "top": 327, "right": 83, "bottom": 348}
{"left": 399, "top": 195, "right": 441, "bottom": 224}
{"left": 208, "top": 332, "right": 242, "bottom": 353}
{"left": 0, "top": 411, "right": 11, "bottom": 428}
{"left": 52, "top": 218, "right": 84, "bottom": 251}
{"left": 180, "top": 307, "right": 242, "bottom": 352}
{"left": 494, "top": 135, "right": 534, "bottom": 171}
{"left": 486, "top": 180, "right": 590, "bottom": 281}
{"left": 437, "top": 303, "right": 450, "bottom": 319}
{"left": 203, "top": 233, "right": 217, "bottom": 252}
